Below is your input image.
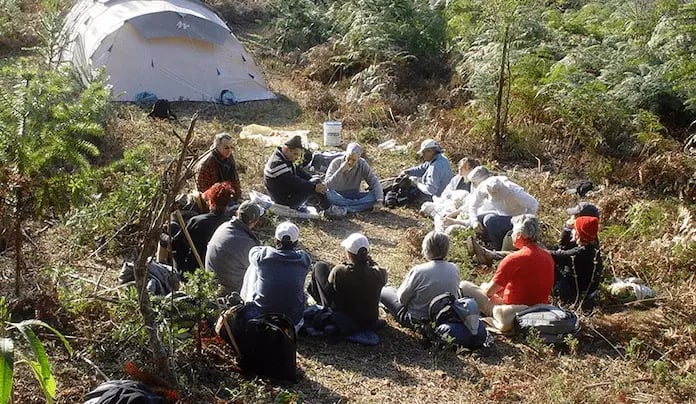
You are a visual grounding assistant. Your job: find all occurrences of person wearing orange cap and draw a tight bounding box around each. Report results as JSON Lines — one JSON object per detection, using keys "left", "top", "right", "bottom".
{"left": 550, "top": 216, "right": 603, "bottom": 306}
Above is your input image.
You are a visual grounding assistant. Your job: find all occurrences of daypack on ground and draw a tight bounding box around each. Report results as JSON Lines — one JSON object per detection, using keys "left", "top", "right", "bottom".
{"left": 308, "top": 150, "right": 344, "bottom": 175}
{"left": 514, "top": 304, "right": 580, "bottom": 344}
{"left": 217, "top": 304, "right": 298, "bottom": 382}
{"left": 427, "top": 292, "right": 487, "bottom": 350}
{"left": 147, "top": 99, "right": 177, "bottom": 120}
{"left": 119, "top": 258, "right": 180, "bottom": 295}
{"left": 83, "top": 380, "right": 162, "bottom": 404}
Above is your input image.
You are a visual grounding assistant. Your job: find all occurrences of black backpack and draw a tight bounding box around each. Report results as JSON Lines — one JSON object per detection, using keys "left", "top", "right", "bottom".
{"left": 83, "top": 380, "right": 162, "bottom": 404}
{"left": 217, "top": 306, "right": 298, "bottom": 382}
{"left": 427, "top": 293, "right": 487, "bottom": 350}
{"left": 147, "top": 99, "right": 177, "bottom": 120}
{"left": 514, "top": 304, "right": 580, "bottom": 344}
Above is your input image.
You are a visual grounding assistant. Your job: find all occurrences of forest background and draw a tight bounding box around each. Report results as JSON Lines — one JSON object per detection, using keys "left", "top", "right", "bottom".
{"left": 0, "top": 0, "right": 695, "bottom": 402}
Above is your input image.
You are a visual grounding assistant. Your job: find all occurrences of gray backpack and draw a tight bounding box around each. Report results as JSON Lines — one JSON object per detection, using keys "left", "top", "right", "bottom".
{"left": 514, "top": 304, "right": 579, "bottom": 344}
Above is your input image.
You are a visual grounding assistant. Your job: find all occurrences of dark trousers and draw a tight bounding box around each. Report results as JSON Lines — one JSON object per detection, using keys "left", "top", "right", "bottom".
{"left": 307, "top": 262, "right": 335, "bottom": 307}
{"left": 379, "top": 286, "right": 415, "bottom": 329}
{"left": 286, "top": 190, "right": 330, "bottom": 210}
{"left": 479, "top": 214, "right": 513, "bottom": 250}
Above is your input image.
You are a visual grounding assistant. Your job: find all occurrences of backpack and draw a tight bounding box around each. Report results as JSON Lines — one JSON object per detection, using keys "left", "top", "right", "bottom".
{"left": 514, "top": 304, "right": 580, "bottom": 344}
{"left": 217, "top": 306, "right": 298, "bottom": 382}
{"left": 427, "top": 293, "right": 487, "bottom": 350}
{"left": 147, "top": 99, "right": 177, "bottom": 120}
{"left": 308, "top": 151, "right": 345, "bottom": 174}
{"left": 83, "top": 380, "right": 163, "bottom": 404}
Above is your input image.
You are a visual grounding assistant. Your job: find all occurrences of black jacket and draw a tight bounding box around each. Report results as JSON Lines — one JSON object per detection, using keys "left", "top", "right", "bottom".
{"left": 551, "top": 243, "right": 603, "bottom": 300}
{"left": 263, "top": 147, "right": 315, "bottom": 205}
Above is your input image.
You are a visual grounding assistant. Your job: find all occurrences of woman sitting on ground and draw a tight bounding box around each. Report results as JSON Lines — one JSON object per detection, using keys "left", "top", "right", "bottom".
{"left": 195, "top": 132, "right": 241, "bottom": 199}
{"left": 551, "top": 216, "right": 603, "bottom": 306}
{"left": 307, "top": 233, "right": 388, "bottom": 335}
{"left": 459, "top": 214, "right": 554, "bottom": 332}
{"left": 380, "top": 231, "right": 461, "bottom": 329}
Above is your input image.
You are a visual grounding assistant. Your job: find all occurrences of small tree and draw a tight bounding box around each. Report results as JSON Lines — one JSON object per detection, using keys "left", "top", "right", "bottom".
{"left": 0, "top": 62, "right": 109, "bottom": 296}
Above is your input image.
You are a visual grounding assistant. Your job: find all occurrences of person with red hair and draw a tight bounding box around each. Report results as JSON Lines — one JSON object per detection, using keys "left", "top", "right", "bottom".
{"left": 171, "top": 182, "right": 233, "bottom": 274}
{"left": 550, "top": 215, "right": 603, "bottom": 306}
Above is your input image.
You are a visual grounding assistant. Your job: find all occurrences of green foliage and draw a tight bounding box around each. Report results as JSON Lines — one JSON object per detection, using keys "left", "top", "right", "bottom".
{"left": 65, "top": 145, "right": 158, "bottom": 247}
{"left": 0, "top": 298, "right": 72, "bottom": 404}
{"left": 625, "top": 337, "right": 645, "bottom": 361}
{"left": 446, "top": 228, "right": 476, "bottom": 280}
{"left": 0, "top": 63, "right": 110, "bottom": 218}
{"left": 269, "top": 0, "right": 332, "bottom": 52}
{"left": 562, "top": 333, "right": 579, "bottom": 355}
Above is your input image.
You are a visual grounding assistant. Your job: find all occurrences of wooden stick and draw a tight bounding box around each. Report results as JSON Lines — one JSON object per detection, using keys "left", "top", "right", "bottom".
{"left": 173, "top": 210, "right": 204, "bottom": 270}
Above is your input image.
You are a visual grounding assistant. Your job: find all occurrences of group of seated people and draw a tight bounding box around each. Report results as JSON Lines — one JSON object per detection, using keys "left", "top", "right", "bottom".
{"left": 160, "top": 130, "right": 603, "bottom": 342}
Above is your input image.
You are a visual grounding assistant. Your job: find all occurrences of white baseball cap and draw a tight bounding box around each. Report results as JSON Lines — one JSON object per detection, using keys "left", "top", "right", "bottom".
{"left": 417, "top": 138, "right": 441, "bottom": 154}
{"left": 275, "top": 221, "right": 300, "bottom": 242}
{"left": 340, "top": 233, "right": 370, "bottom": 254}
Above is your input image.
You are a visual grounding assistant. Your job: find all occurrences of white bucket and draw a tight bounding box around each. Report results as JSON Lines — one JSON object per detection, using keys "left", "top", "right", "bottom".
{"left": 323, "top": 121, "right": 342, "bottom": 147}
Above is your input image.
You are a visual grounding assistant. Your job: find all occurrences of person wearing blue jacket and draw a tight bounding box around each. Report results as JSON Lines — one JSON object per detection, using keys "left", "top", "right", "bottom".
{"left": 242, "top": 221, "right": 310, "bottom": 330}
{"left": 400, "top": 139, "right": 453, "bottom": 203}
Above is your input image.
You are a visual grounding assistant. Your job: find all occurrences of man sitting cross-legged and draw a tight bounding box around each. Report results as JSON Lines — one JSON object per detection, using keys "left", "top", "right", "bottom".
{"left": 324, "top": 143, "right": 383, "bottom": 213}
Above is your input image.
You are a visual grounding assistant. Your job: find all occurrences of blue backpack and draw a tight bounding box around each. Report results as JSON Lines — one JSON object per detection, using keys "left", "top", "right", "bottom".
{"left": 428, "top": 293, "right": 488, "bottom": 350}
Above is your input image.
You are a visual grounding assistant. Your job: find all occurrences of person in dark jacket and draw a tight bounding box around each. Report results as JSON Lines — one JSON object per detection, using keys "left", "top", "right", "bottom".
{"left": 195, "top": 132, "right": 242, "bottom": 199}
{"left": 551, "top": 215, "right": 603, "bottom": 306}
{"left": 242, "top": 221, "right": 311, "bottom": 330}
{"left": 206, "top": 201, "right": 264, "bottom": 296}
{"left": 307, "top": 233, "right": 388, "bottom": 334}
{"left": 171, "top": 182, "right": 232, "bottom": 275}
{"left": 559, "top": 202, "right": 600, "bottom": 249}
{"left": 264, "top": 135, "right": 330, "bottom": 211}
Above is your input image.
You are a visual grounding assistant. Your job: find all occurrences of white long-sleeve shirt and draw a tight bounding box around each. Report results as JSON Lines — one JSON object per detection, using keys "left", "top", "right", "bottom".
{"left": 468, "top": 176, "right": 538, "bottom": 225}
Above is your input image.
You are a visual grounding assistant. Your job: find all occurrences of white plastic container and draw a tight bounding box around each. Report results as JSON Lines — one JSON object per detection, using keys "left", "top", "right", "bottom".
{"left": 323, "top": 121, "right": 342, "bottom": 147}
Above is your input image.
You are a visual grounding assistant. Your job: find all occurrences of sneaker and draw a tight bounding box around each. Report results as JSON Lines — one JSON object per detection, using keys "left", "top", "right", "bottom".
{"left": 324, "top": 205, "right": 347, "bottom": 218}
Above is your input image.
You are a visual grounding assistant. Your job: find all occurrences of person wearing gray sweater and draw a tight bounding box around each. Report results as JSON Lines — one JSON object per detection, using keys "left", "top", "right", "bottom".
{"left": 324, "top": 142, "right": 383, "bottom": 213}
{"left": 380, "top": 231, "right": 461, "bottom": 328}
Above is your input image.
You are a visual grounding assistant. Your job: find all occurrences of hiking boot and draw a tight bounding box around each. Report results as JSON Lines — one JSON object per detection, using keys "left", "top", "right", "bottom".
{"left": 323, "top": 205, "right": 347, "bottom": 218}
{"left": 468, "top": 237, "right": 494, "bottom": 266}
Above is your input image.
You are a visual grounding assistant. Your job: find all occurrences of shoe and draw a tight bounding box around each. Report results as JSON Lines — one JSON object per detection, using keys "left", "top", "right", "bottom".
{"left": 469, "top": 237, "right": 493, "bottom": 266}
{"left": 324, "top": 205, "right": 347, "bottom": 218}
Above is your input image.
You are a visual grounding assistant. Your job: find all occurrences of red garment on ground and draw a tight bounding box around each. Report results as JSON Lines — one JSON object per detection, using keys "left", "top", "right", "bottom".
{"left": 492, "top": 242, "right": 554, "bottom": 305}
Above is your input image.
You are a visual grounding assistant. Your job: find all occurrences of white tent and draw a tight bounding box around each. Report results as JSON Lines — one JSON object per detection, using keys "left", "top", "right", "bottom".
{"left": 57, "top": 0, "right": 275, "bottom": 103}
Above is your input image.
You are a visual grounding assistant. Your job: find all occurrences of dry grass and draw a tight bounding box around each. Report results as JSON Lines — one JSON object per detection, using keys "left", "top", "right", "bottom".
{"left": 2, "top": 19, "right": 696, "bottom": 404}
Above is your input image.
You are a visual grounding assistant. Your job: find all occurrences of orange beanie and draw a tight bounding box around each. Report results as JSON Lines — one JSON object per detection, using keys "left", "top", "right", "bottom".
{"left": 575, "top": 216, "right": 599, "bottom": 243}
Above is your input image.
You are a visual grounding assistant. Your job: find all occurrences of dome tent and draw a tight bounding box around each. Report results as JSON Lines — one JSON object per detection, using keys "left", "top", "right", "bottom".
{"left": 57, "top": 0, "right": 275, "bottom": 103}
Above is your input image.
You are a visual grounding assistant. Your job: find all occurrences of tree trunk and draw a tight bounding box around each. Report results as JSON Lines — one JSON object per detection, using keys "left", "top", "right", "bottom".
{"left": 13, "top": 187, "right": 22, "bottom": 297}
{"left": 132, "top": 114, "right": 199, "bottom": 385}
{"left": 494, "top": 23, "right": 511, "bottom": 157}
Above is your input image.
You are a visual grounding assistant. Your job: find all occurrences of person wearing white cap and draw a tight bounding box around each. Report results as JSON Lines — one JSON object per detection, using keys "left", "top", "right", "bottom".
{"left": 398, "top": 138, "right": 453, "bottom": 203}
{"left": 206, "top": 201, "right": 264, "bottom": 296}
{"left": 323, "top": 142, "right": 384, "bottom": 214}
{"left": 307, "top": 233, "right": 388, "bottom": 334}
{"left": 380, "top": 231, "right": 461, "bottom": 330}
{"left": 240, "top": 221, "right": 311, "bottom": 330}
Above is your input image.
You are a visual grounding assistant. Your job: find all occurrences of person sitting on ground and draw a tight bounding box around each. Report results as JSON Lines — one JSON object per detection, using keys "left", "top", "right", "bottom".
{"left": 396, "top": 139, "right": 454, "bottom": 204}
{"left": 551, "top": 216, "right": 603, "bottom": 306}
{"left": 196, "top": 132, "right": 241, "bottom": 199}
{"left": 423, "top": 157, "right": 480, "bottom": 229}
{"left": 459, "top": 214, "right": 554, "bottom": 332}
{"left": 307, "top": 233, "right": 388, "bottom": 335}
{"left": 380, "top": 231, "right": 461, "bottom": 329}
{"left": 170, "top": 182, "right": 233, "bottom": 275}
{"left": 560, "top": 202, "right": 601, "bottom": 249}
{"left": 241, "top": 221, "right": 311, "bottom": 331}
{"left": 467, "top": 167, "right": 538, "bottom": 250}
{"left": 444, "top": 157, "right": 479, "bottom": 195}
{"left": 466, "top": 201, "right": 602, "bottom": 266}
{"left": 324, "top": 142, "right": 383, "bottom": 213}
{"left": 206, "top": 201, "right": 264, "bottom": 296}
{"left": 440, "top": 166, "right": 494, "bottom": 233}
{"left": 264, "top": 135, "right": 331, "bottom": 213}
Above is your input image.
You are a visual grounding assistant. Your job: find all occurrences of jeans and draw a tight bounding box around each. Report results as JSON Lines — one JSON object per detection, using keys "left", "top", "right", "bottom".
{"left": 326, "top": 189, "right": 377, "bottom": 213}
{"left": 478, "top": 214, "right": 513, "bottom": 250}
